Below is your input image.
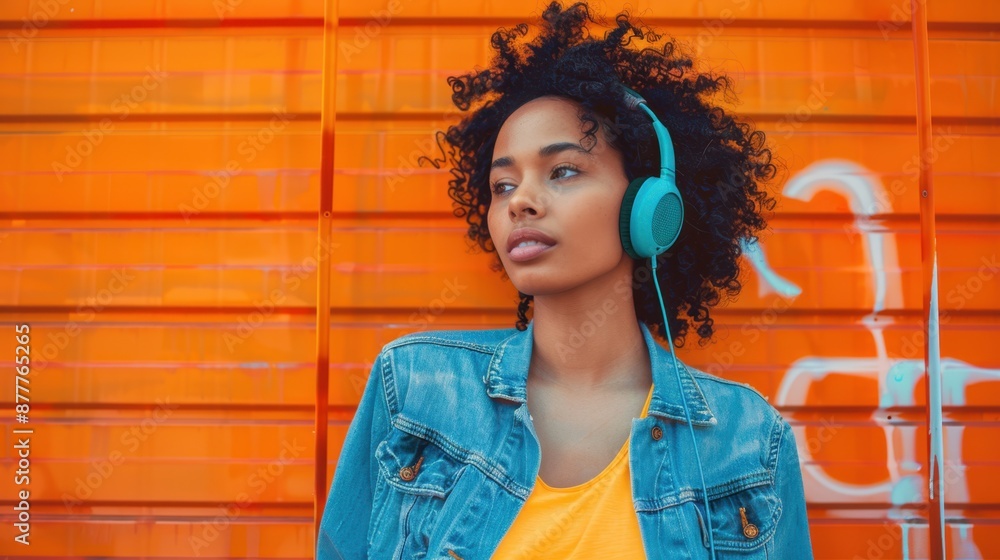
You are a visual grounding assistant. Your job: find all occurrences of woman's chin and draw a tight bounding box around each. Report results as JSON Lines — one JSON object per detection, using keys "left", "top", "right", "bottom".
{"left": 509, "top": 278, "right": 572, "bottom": 299}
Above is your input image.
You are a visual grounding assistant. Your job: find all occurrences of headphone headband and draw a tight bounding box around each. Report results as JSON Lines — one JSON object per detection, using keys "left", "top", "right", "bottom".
{"left": 620, "top": 86, "right": 676, "bottom": 180}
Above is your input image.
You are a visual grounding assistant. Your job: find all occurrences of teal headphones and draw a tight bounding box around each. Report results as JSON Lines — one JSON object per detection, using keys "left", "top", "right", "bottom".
{"left": 618, "top": 86, "right": 685, "bottom": 259}
{"left": 618, "top": 86, "right": 719, "bottom": 559}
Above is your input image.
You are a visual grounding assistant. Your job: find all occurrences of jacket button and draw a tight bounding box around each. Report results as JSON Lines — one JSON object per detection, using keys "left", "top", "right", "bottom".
{"left": 651, "top": 425, "right": 663, "bottom": 440}
{"left": 739, "top": 507, "right": 759, "bottom": 538}
{"left": 399, "top": 456, "right": 424, "bottom": 482}
{"left": 399, "top": 466, "right": 415, "bottom": 481}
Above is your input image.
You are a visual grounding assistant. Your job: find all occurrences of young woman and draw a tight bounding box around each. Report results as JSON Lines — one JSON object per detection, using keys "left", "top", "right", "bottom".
{"left": 319, "top": 2, "right": 813, "bottom": 558}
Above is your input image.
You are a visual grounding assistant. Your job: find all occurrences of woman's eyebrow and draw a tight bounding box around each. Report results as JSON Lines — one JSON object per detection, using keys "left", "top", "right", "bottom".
{"left": 490, "top": 142, "right": 590, "bottom": 170}
{"left": 491, "top": 156, "right": 514, "bottom": 170}
{"left": 539, "top": 141, "right": 589, "bottom": 158}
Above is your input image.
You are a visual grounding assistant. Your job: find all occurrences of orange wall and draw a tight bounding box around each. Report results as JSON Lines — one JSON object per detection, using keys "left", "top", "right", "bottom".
{"left": 0, "top": 0, "right": 998, "bottom": 558}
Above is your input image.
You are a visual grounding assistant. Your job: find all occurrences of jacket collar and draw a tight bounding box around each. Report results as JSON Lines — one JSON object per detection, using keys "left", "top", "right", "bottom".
{"left": 485, "top": 320, "right": 716, "bottom": 426}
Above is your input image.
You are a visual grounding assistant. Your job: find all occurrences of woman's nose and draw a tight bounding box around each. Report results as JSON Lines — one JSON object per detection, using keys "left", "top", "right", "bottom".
{"left": 507, "top": 177, "right": 547, "bottom": 219}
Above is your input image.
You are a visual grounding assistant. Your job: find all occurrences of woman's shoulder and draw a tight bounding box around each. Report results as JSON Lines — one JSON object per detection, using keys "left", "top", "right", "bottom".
{"left": 370, "top": 328, "right": 514, "bottom": 438}
{"left": 380, "top": 325, "right": 519, "bottom": 355}
{"left": 684, "top": 363, "right": 787, "bottom": 432}
{"left": 682, "top": 364, "right": 796, "bottom": 477}
{"left": 687, "top": 365, "right": 773, "bottom": 405}
{"left": 371, "top": 327, "right": 520, "bottom": 401}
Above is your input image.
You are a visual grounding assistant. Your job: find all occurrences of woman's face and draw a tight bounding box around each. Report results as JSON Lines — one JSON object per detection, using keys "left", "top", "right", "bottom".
{"left": 487, "top": 96, "right": 633, "bottom": 297}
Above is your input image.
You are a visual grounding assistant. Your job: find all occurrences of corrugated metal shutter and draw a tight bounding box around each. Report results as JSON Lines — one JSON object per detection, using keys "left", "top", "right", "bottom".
{"left": 0, "top": 0, "right": 996, "bottom": 557}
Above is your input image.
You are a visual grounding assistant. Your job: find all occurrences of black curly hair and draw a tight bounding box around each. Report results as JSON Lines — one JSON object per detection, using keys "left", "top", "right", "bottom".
{"left": 431, "top": 1, "right": 778, "bottom": 347}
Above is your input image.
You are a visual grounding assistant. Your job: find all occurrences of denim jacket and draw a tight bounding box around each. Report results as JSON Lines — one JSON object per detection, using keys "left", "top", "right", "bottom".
{"left": 318, "top": 320, "right": 814, "bottom": 559}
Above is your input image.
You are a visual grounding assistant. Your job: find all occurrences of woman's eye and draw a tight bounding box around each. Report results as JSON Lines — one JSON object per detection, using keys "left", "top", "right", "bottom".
{"left": 491, "top": 181, "right": 514, "bottom": 196}
{"left": 551, "top": 165, "right": 580, "bottom": 180}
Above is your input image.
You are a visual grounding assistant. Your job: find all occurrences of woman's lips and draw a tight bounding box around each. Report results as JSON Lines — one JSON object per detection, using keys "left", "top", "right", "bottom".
{"left": 508, "top": 242, "right": 555, "bottom": 262}
{"left": 505, "top": 227, "right": 557, "bottom": 262}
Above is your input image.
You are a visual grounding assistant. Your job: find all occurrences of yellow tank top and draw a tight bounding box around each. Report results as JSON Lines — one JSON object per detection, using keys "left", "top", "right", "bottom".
{"left": 492, "top": 384, "right": 655, "bottom": 559}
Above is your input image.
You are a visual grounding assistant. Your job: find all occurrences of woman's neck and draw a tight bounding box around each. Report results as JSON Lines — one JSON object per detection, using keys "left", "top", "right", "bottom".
{"left": 527, "top": 281, "right": 652, "bottom": 392}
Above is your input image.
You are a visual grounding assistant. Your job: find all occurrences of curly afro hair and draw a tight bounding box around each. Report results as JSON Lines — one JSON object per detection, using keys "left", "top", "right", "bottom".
{"left": 434, "top": 1, "right": 778, "bottom": 347}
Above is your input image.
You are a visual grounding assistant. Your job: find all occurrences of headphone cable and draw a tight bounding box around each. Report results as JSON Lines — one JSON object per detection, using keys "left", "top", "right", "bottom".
{"left": 650, "top": 254, "right": 716, "bottom": 560}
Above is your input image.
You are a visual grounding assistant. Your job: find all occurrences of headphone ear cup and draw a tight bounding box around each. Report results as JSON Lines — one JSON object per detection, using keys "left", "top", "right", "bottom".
{"left": 620, "top": 176, "right": 684, "bottom": 259}
{"left": 619, "top": 177, "right": 649, "bottom": 259}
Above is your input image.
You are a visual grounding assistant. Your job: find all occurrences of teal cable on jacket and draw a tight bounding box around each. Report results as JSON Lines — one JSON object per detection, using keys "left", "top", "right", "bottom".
{"left": 650, "top": 255, "right": 716, "bottom": 560}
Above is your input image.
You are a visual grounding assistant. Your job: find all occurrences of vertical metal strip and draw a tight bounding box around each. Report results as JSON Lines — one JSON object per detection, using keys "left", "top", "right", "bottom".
{"left": 315, "top": 0, "right": 340, "bottom": 542}
{"left": 910, "top": 1, "right": 946, "bottom": 557}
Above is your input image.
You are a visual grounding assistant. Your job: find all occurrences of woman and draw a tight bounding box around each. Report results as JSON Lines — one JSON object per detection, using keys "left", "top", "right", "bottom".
{"left": 319, "top": 2, "right": 813, "bottom": 558}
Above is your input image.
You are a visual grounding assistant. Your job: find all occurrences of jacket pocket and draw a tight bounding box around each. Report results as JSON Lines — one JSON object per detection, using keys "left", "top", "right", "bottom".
{"left": 370, "top": 427, "right": 469, "bottom": 560}
{"left": 694, "top": 479, "right": 782, "bottom": 558}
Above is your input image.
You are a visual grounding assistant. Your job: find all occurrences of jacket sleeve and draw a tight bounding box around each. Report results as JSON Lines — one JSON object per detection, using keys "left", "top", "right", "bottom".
{"left": 317, "top": 350, "right": 391, "bottom": 560}
{"left": 770, "top": 417, "right": 815, "bottom": 558}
